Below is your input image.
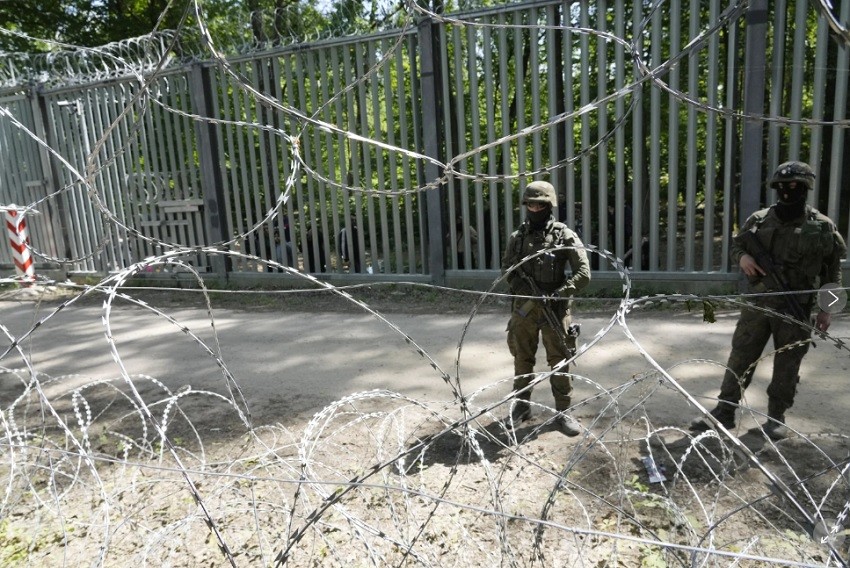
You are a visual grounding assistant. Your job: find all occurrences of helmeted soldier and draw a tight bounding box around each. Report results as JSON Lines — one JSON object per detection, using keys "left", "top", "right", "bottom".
{"left": 691, "top": 161, "right": 846, "bottom": 439}
{"left": 501, "top": 180, "right": 591, "bottom": 436}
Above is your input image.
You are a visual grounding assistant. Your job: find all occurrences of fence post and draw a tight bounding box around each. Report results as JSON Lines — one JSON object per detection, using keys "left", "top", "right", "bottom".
{"left": 417, "top": 16, "right": 446, "bottom": 284}
{"left": 739, "top": 0, "right": 769, "bottom": 228}
{"left": 3, "top": 205, "right": 35, "bottom": 283}
{"left": 190, "top": 63, "right": 231, "bottom": 279}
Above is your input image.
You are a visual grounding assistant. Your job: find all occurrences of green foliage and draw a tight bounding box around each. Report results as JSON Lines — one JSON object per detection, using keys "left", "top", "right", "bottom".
{"left": 0, "top": 519, "right": 71, "bottom": 564}
{"left": 685, "top": 299, "right": 717, "bottom": 323}
{"left": 0, "top": 0, "right": 186, "bottom": 52}
{"left": 0, "top": 0, "right": 416, "bottom": 53}
{"left": 639, "top": 544, "right": 668, "bottom": 568}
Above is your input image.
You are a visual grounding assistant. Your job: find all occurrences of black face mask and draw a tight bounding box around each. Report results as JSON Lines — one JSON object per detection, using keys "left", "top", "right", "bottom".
{"left": 527, "top": 206, "right": 551, "bottom": 230}
{"left": 775, "top": 184, "right": 807, "bottom": 222}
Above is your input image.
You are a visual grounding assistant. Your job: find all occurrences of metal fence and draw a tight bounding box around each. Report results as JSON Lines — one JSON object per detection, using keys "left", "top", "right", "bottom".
{"left": 0, "top": 0, "right": 848, "bottom": 289}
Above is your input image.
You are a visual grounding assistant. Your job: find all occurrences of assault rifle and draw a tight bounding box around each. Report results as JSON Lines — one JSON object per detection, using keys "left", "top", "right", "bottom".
{"left": 514, "top": 264, "right": 580, "bottom": 351}
{"left": 740, "top": 229, "right": 818, "bottom": 342}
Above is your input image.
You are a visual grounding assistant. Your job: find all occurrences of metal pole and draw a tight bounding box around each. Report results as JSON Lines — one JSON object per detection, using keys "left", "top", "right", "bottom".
{"left": 190, "top": 63, "right": 231, "bottom": 279}
{"left": 417, "top": 16, "right": 446, "bottom": 284}
{"left": 739, "top": 0, "right": 769, "bottom": 228}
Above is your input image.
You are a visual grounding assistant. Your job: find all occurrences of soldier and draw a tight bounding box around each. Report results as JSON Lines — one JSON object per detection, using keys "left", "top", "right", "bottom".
{"left": 690, "top": 161, "right": 846, "bottom": 440}
{"left": 502, "top": 181, "right": 591, "bottom": 436}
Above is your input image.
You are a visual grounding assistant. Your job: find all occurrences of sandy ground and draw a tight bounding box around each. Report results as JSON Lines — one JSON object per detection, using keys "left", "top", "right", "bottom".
{"left": 2, "top": 288, "right": 850, "bottom": 566}
{"left": 1, "top": 291, "right": 847, "bottom": 437}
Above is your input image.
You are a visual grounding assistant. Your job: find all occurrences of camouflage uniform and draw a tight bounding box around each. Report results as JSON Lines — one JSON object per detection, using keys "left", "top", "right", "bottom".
{"left": 713, "top": 204, "right": 846, "bottom": 421}
{"left": 502, "top": 215, "right": 591, "bottom": 412}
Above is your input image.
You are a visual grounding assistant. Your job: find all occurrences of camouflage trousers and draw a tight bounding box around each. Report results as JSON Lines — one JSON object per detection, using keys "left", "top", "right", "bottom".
{"left": 717, "top": 305, "right": 812, "bottom": 418}
{"left": 506, "top": 298, "right": 577, "bottom": 411}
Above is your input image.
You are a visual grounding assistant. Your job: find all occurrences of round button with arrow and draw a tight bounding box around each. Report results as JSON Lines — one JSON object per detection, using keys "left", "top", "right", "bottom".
{"left": 817, "top": 283, "right": 847, "bottom": 314}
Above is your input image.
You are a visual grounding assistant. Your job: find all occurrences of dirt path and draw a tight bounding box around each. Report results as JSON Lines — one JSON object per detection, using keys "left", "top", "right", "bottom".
{"left": 1, "top": 286, "right": 849, "bottom": 566}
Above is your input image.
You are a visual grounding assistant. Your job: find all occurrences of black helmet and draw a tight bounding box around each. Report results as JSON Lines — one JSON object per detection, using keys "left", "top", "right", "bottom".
{"left": 768, "top": 161, "right": 815, "bottom": 190}
{"left": 522, "top": 181, "right": 557, "bottom": 207}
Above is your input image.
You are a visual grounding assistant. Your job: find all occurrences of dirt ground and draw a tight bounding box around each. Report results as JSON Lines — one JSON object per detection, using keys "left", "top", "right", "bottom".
{"left": 1, "top": 282, "right": 849, "bottom": 567}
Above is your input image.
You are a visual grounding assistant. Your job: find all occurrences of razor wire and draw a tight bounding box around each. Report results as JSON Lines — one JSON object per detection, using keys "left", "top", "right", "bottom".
{"left": 1, "top": 0, "right": 850, "bottom": 565}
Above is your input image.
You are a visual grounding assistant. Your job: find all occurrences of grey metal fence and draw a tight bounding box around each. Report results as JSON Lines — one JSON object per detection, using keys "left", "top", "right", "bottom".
{"left": 0, "top": 1, "right": 848, "bottom": 288}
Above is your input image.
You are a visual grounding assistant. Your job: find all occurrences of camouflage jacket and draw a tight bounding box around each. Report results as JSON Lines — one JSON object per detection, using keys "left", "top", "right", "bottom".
{"left": 731, "top": 205, "right": 846, "bottom": 305}
{"left": 501, "top": 217, "right": 591, "bottom": 296}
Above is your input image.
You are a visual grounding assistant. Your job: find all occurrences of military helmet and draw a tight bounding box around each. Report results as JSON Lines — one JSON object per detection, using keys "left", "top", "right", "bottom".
{"left": 768, "top": 161, "right": 815, "bottom": 190}
{"left": 522, "top": 181, "right": 558, "bottom": 207}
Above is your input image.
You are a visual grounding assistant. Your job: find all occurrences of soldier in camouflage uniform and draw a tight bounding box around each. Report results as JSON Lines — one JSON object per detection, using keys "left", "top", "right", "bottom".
{"left": 691, "top": 161, "right": 846, "bottom": 440}
{"left": 502, "top": 181, "right": 591, "bottom": 436}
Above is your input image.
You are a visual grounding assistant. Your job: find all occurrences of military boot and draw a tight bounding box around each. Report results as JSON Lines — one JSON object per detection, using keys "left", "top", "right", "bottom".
{"left": 550, "top": 376, "right": 579, "bottom": 437}
{"left": 763, "top": 400, "right": 789, "bottom": 440}
{"left": 762, "top": 415, "right": 788, "bottom": 440}
{"left": 505, "top": 394, "right": 531, "bottom": 428}
{"left": 689, "top": 404, "right": 736, "bottom": 433}
{"left": 556, "top": 414, "right": 581, "bottom": 437}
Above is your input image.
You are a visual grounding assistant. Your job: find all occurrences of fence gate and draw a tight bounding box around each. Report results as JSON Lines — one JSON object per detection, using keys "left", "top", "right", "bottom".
{"left": 0, "top": 91, "right": 65, "bottom": 272}
{"left": 38, "top": 73, "right": 209, "bottom": 274}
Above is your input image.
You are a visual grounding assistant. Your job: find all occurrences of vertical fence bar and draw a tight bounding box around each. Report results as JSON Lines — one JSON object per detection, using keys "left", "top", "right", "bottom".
{"left": 827, "top": 0, "right": 850, "bottom": 226}
{"left": 596, "top": 0, "right": 609, "bottom": 267}
{"left": 330, "top": 46, "right": 346, "bottom": 274}
{"left": 740, "top": 0, "right": 769, "bottom": 227}
{"left": 497, "top": 12, "right": 511, "bottom": 268}
{"left": 685, "top": 2, "right": 698, "bottom": 272}
{"left": 721, "top": 9, "right": 739, "bottom": 271}
{"left": 403, "top": 34, "right": 419, "bottom": 273}
{"left": 377, "top": 40, "right": 392, "bottom": 273}
{"left": 257, "top": 57, "right": 287, "bottom": 268}
{"left": 564, "top": 9, "right": 576, "bottom": 233}
{"left": 385, "top": 39, "right": 403, "bottom": 274}
{"left": 531, "top": 7, "right": 543, "bottom": 176}
{"left": 305, "top": 50, "right": 323, "bottom": 271}
{"left": 365, "top": 43, "right": 381, "bottom": 272}
{"left": 766, "top": 4, "right": 787, "bottom": 171}
{"left": 342, "top": 43, "right": 360, "bottom": 274}
{"left": 483, "top": 23, "right": 496, "bottom": 272}
{"left": 191, "top": 63, "right": 229, "bottom": 278}
{"left": 649, "top": 4, "right": 662, "bottom": 271}
{"left": 703, "top": 0, "right": 721, "bottom": 271}
{"left": 614, "top": 0, "right": 626, "bottom": 267}
{"left": 579, "top": 4, "right": 591, "bottom": 245}
{"left": 210, "top": 68, "right": 240, "bottom": 269}
{"left": 667, "top": 4, "right": 681, "bottom": 271}
{"left": 418, "top": 16, "right": 445, "bottom": 282}
{"left": 809, "top": 11, "right": 829, "bottom": 204}
{"left": 631, "top": 0, "right": 645, "bottom": 273}
{"left": 450, "top": 25, "right": 466, "bottom": 272}
{"left": 409, "top": 32, "right": 426, "bottom": 275}
{"left": 313, "top": 48, "right": 333, "bottom": 274}
{"left": 466, "top": 24, "right": 482, "bottom": 274}
{"left": 788, "top": 0, "right": 808, "bottom": 156}
{"left": 513, "top": 9, "right": 526, "bottom": 234}
{"left": 278, "top": 54, "right": 300, "bottom": 273}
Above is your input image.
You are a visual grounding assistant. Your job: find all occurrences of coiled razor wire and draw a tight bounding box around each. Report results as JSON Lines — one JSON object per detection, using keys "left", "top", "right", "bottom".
{"left": 1, "top": 249, "right": 849, "bottom": 567}
{"left": 1, "top": 0, "right": 850, "bottom": 565}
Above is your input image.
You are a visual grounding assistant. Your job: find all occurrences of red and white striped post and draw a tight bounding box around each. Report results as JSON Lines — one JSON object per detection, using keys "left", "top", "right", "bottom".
{"left": 4, "top": 205, "right": 36, "bottom": 283}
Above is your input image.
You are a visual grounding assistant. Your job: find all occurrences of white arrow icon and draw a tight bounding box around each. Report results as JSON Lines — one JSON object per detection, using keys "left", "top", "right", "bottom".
{"left": 828, "top": 290, "right": 840, "bottom": 307}
{"left": 819, "top": 284, "right": 847, "bottom": 314}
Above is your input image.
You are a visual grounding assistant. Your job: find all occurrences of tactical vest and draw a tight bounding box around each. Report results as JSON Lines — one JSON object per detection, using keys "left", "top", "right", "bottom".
{"left": 745, "top": 206, "right": 835, "bottom": 293}
{"left": 511, "top": 221, "right": 573, "bottom": 293}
